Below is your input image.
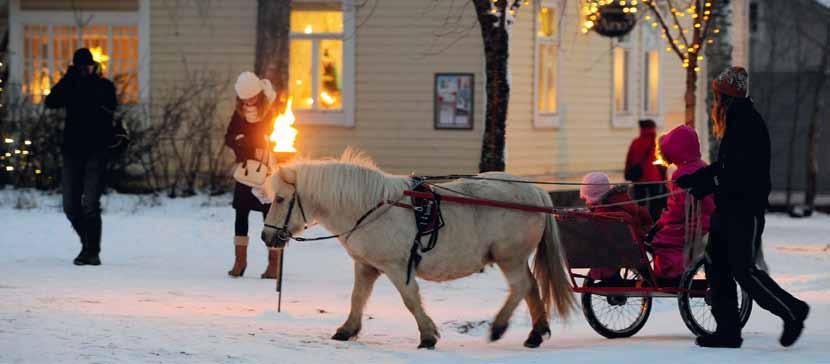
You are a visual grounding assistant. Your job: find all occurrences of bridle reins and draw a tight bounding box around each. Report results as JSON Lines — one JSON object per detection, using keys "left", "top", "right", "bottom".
{"left": 263, "top": 188, "right": 408, "bottom": 245}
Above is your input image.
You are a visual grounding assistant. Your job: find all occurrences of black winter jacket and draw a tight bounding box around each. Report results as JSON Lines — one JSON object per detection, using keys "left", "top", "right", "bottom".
{"left": 224, "top": 112, "right": 273, "bottom": 163}
{"left": 225, "top": 110, "right": 275, "bottom": 212}
{"left": 44, "top": 68, "right": 117, "bottom": 156}
{"left": 689, "top": 98, "right": 771, "bottom": 214}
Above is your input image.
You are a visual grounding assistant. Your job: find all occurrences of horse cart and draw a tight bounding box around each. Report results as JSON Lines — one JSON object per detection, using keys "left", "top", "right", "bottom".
{"left": 556, "top": 211, "right": 753, "bottom": 338}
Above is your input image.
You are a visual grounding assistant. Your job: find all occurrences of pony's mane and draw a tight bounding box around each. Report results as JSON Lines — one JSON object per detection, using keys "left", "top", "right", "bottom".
{"left": 286, "top": 150, "right": 410, "bottom": 213}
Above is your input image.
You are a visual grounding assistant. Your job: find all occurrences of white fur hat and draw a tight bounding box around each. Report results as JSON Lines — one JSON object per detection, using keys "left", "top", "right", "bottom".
{"left": 235, "top": 71, "right": 276, "bottom": 103}
{"left": 580, "top": 172, "right": 611, "bottom": 205}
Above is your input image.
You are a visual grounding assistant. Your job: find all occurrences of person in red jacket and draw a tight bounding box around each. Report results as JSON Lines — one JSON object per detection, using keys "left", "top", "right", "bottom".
{"left": 625, "top": 119, "right": 667, "bottom": 220}
{"left": 580, "top": 172, "right": 654, "bottom": 280}
{"left": 651, "top": 125, "right": 716, "bottom": 280}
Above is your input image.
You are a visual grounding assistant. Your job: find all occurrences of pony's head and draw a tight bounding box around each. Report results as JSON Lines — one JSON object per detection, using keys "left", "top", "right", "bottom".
{"left": 261, "top": 165, "right": 305, "bottom": 248}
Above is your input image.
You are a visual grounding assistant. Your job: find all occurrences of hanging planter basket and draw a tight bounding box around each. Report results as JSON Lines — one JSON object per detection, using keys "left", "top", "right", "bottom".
{"left": 591, "top": 2, "right": 638, "bottom": 38}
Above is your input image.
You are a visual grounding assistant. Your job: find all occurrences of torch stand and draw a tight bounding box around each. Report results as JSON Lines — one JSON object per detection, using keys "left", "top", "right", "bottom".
{"left": 272, "top": 151, "right": 295, "bottom": 313}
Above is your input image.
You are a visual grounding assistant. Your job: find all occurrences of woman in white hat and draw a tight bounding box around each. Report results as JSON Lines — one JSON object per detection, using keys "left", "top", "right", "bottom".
{"left": 224, "top": 71, "right": 279, "bottom": 278}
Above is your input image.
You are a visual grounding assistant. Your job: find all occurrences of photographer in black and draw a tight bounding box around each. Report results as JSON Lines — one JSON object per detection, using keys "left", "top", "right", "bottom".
{"left": 45, "top": 48, "right": 118, "bottom": 266}
{"left": 677, "top": 67, "right": 809, "bottom": 348}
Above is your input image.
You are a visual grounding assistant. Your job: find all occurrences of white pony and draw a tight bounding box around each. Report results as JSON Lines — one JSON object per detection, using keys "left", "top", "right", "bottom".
{"left": 261, "top": 152, "right": 575, "bottom": 349}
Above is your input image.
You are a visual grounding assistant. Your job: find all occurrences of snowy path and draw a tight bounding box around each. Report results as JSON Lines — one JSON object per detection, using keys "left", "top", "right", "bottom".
{"left": 1, "top": 191, "right": 828, "bottom": 363}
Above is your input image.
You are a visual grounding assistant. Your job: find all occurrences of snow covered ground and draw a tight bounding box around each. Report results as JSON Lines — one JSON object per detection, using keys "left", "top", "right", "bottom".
{"left": 1, "top": 189, "right": 828, "bottom": 364}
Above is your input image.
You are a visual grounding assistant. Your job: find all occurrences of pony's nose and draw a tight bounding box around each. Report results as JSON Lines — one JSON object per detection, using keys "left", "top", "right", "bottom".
{"left": 261, "top": 227, "right": 276, "bottom": 246}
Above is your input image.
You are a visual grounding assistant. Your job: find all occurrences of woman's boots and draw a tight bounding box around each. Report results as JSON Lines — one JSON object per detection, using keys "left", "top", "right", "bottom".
{"left": 228, "top": 237, "right": 280, "bottom": 279}
{"left": 228, "top": 236, "right": 248, "bottom": 277}
{"left": 260, "top": 248, "right": 282, "bottom": 279}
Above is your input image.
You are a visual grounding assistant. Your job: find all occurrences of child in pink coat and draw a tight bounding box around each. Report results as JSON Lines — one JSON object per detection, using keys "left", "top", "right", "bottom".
{"left": 651, "top": 125, "right": 716, "bottom": 279}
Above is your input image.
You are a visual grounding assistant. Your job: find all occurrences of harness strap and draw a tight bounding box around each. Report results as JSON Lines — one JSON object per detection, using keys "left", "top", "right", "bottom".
{"left": 405, "top": 181, "right": 445, "bottom": 284}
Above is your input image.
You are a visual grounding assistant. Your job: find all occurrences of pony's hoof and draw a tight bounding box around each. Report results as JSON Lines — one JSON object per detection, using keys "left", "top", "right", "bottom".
{"left": 490, "top": 324, "right": 508, "bottom": 342}
{"left": 331, "top": 329, "right": 357, "bottom": 341}
{"left": 417, "top": 338, "right": 437, "bottom": 350}
{"left": 523, "top": 332, "right": 544, "bottom": 348}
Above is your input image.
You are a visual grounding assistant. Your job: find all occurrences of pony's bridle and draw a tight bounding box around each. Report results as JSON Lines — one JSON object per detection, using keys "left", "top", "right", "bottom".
{"left": 263, "top": 191, "right": 308, "bottom": 248}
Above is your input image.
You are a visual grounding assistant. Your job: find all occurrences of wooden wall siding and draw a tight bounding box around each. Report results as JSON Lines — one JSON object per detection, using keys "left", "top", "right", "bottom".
{"left": 505, "top": 2, "right": 697, "bottom": 177}
{"left": 149, "top": 0, "right": 256, "bottom": 117}
{"left": 21, "top": 0, "right": 137, "bottom": 11}
{"left": 292, "top": 0, "right": 486, "bottom": 175}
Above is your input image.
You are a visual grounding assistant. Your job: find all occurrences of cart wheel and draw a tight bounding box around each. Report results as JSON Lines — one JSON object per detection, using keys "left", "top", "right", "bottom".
{"left": 581, "top": 270, "right": 652, "bottom": 339}
{"left": 678, "top": 257, "right": 753, "bottom": 336}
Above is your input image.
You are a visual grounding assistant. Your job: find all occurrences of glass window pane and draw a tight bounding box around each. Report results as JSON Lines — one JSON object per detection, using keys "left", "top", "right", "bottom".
{"left": 537, "top": 43, "right": 557, "bottom": 114}
{"left": 614, "top": 48, "right": 629, "bottom": 113}
{"left": 289, "top": 40, "right": 313, "bottom": 110}
{"left": 291, "top": 10, "right": 343, "bottom": 34}
{"left": 23, "top": 25, "right": 50, "bottom": 103}
{"left": 645, "top": 50, "right": 660, "bottom": 114}
{"left": 538, "top": 6, "right": 557, "bottom": 38}
{"left": 318, "top": 39, "right": 343, "bottom": 110}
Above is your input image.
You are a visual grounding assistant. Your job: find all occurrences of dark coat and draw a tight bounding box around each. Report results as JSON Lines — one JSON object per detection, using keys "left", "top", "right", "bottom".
{"left": 44, "top": 67, "right": 117, "bottom": 156}
{"left": 225, "top": 110, "right": 274, "bottom": 212}
{"left": 686, "top": 98, "right": 772, "bottom": 214}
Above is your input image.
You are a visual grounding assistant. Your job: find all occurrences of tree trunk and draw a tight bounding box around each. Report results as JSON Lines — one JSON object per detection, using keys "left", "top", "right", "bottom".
{"left": 473, "top": 0, "right": 510, "bottom": 172}
{"left": 785, "top": 31, "right": 804, "bottom": 211}
{"left": 255, "top": 0, "right": 291, "bottom": 111}
{"left": 804, "top": 23, "right": 830, "bottom": 214}
{"left": 684, "top": 62, "right": 698, "bottom": 127}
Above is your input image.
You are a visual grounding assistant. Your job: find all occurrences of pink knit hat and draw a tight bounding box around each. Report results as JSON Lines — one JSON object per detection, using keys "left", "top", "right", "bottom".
{"left": 580, "top": 172, "right": 611, "bottom": 205}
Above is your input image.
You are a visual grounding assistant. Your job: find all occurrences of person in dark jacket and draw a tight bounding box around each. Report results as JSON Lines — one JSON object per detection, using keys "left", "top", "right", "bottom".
{"left": 677, "top": 67, "right": 810, "bottom": 349}
{"left": 625, "top": 119, "right": 667, "bottom": 220}
{"left": 225, "top": 71, "right": 280, "bottom": 279}
{"left": 45, "top": 48, "right": 117, "bottom": 266}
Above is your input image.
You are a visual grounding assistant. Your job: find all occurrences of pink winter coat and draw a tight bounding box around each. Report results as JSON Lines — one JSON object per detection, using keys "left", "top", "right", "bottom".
{"left": 652, "top": 126, "right": 716, "bottom": 278}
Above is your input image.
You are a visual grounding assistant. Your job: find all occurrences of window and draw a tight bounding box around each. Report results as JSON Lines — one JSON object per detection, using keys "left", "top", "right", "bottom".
{"left": 21, "top": 24, "right": 139, "bottom": 104}
{"left": 534, "top": 0, "right": 562, "bottom": 128}
{"left": 612, "top": 34, "right": 634, "bottom": 127}
{"left": 289, "top": 2, "right": 355, "bottom": 126}
{"left": 642, "top": 27, "right": 661, "bottom": 119}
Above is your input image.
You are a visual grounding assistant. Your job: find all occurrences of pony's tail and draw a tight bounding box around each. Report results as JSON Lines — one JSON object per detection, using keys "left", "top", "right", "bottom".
{"left": 533, "top": 194, "right": 576, "bottom": 320}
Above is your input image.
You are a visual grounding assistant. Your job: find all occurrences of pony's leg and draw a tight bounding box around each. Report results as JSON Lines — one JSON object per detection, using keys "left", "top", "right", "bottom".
{"left": 491, "top": 259, "right": 533, "bottom": 342}
{"left": 523, "top": 266, "right": 551, "bottom": 348}
{"left": 386, "top": 269, "right": 439, "bottom": 349}
{"left": 332, "top": 261, "right": 380, "bottom": 341}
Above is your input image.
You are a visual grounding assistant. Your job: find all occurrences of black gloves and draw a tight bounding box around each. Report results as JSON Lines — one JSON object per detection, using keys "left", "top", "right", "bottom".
{"left": 675, "top": 168, "right": 716, "bottom": 200}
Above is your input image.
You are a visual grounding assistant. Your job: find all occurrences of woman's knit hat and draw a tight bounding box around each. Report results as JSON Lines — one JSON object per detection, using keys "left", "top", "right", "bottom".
{"left": 235, "top": 71, "right": 277, "bottom": 102}
{"left": 580, "top": 172, "right": 611, "bottom": 205}
{"left": 712, "top": 66, "right": 749, "bottom": 98}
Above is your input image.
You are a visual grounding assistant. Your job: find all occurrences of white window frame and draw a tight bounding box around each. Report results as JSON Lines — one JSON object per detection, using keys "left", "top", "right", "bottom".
{"left": 611, "top": 34, "right": 636, "bottom": 128}
{"left": 533, "top": 0, "right": 563, "bottom": 128}
{"left": 7, "top": 0, "right": 151, "bottom": 105}
{"left": 640, "top": 26, "right": 664, "bottom": 125}
{"left": 290, "top": 0, "right": 355, "bottom": 127}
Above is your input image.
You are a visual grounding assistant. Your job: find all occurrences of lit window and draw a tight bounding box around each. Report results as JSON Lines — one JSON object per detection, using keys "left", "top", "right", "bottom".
{"left": 612, "top": 34, "right": 634, "bottom": 127}
{"left": 290, "top": 9, "right": 344, "bottom": 111}
{"left": 642, "top": 27, "right": 661, "bottom": 118}
{"left": 22, "top": 25, "right": 139, "bottom": 104}
{"left": 534, "top": 0, "right": 561, "bottom": 127}
{"left": 613, "top": 47, "right": 630, "bottom": 113}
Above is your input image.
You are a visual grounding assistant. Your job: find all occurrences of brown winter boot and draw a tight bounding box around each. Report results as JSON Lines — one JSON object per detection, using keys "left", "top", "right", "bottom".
{"left": 261, "top": 248, "right": 282, "bottom": 279}
{"left": 228, "top": 236, "right": 249, "bottom": 277}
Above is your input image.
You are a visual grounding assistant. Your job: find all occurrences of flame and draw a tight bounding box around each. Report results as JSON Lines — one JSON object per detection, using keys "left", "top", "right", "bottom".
{"left": 653, "top": 134, "right": 669, "bottom": 166}
{"left": 320, "top": 91, "right": 337, "bottom": 106}
{"left": 270, "top": 98, "right": 298, "bottom": 153}
{"left": 89, "top": 47, "right": 110, "bottom": 71}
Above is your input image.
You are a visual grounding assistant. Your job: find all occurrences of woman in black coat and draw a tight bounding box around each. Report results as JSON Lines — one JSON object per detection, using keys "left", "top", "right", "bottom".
{"left": 678, "top": 67, "right": 809, "bottom": 348}
{"left": 225, "top": 71, "right": 279, "bottom": 279}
